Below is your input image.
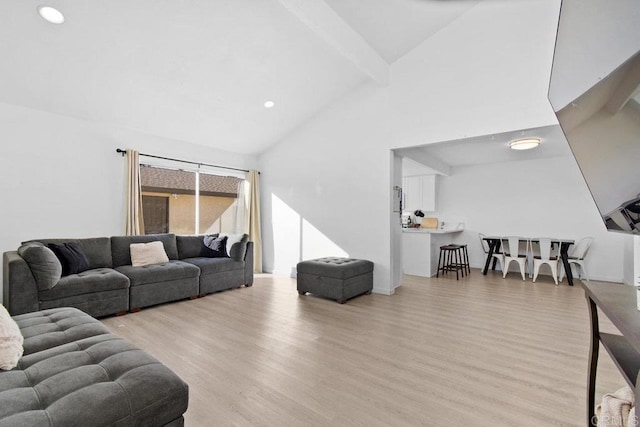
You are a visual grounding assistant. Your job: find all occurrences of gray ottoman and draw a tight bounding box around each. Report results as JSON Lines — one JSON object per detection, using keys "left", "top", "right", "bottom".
{"left": 1, "top": 307, "right": 189, "bottom": 426}
{"left": 297, "top": 257, "right": 374, "bottom": 303}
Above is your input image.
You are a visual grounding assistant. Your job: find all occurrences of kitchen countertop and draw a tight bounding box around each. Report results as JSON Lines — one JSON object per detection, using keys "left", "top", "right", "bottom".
{"left": 402, "top": 227, "right": 464, "bottom": 234}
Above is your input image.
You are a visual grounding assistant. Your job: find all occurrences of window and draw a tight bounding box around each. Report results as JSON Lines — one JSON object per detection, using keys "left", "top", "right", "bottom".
{"left": 140, "top": 164, "right": 245, "bottom": 235}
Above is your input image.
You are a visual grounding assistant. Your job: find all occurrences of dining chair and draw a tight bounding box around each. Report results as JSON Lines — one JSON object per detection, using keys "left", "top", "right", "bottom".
{"left": 532, "top": 238, "right": 560, "bottom": 285}
{"left": 479, "top": 233, "right": 504, "bottom": 272}
{"left": 501, "top": 236, "right": 528, "bottom": 280}
{"left": 559, "top": 237, "right": 594, "bottom": 282}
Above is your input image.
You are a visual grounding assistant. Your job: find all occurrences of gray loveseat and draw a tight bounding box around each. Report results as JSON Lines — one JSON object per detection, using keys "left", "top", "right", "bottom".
{"left": 3, "top": 233, "right": 254, "bottom": 317}
{"left": 0, "top": 307, "right": 188, "bottom": 426}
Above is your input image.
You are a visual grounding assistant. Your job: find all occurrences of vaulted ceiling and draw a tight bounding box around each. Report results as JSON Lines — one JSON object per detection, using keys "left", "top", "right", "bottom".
{"left": 0, "top": 0, "right": 480, "bottom": 155}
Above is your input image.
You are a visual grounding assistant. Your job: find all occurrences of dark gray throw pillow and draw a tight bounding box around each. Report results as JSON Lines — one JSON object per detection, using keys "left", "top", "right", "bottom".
{"left": 17, "top": 243, "right": 62, "bottom": 290}
{"left": 48, "top": 242, "right": 90, "bottom": 276}
{"left": 202, "top": 235, "right": 229, "bottom": 258}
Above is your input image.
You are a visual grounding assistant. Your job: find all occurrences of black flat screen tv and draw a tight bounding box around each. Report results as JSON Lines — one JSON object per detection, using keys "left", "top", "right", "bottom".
{"left": 549, "top": 0, "right": 640, "bottom": 234}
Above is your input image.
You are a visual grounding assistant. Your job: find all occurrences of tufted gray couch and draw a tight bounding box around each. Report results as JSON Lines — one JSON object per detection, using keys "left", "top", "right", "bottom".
{"left": 0, "top": 307, "right": 188, "bottom": 426}
{"left": 3, "top": 233, "right": 254, "bottom": 317}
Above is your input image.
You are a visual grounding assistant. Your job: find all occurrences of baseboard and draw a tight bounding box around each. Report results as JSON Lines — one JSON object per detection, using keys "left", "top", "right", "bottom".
{"left": 372, "top": 286, "right": 394, "bottom": 296}
{"left": 581, "top": 274, "right": 624, "bottom": 284}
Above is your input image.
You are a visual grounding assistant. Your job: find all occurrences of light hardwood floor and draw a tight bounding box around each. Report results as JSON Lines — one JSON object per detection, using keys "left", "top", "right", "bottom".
{"left": 102, "top": 271, "right": 626, "bottom": 426}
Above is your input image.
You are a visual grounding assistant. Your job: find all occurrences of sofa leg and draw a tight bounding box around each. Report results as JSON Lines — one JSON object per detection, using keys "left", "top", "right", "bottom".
{"left": 245, "top": 283, "right": 253, "bottom": 287}
{"left": 298, "top": 290, "right": 306, "bottom": 296}
{"left": 130, "top": 307, "right": 141, "bottom": 313}
{"left": 189, "top": 295, "right": 197, "bottom": 300}
{"left": 115, "top": 311, "right": 127, "bottom": 316}
{"left": 337, "top": 299, "right": 346, "bottom": 304}
{"left": 198, "top": 294, "right": 206, "bottom": 298}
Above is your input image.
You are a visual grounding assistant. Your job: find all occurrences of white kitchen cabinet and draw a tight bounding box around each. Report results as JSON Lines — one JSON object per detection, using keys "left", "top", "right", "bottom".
{"left": 403, "top": 175, "right": 436, "bottom": 213}
{"left": 403, "top": 176, "right": 420, "bottom": 212}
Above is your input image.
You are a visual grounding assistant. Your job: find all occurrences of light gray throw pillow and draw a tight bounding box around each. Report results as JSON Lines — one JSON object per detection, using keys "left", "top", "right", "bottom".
{"left": 0, "top": 304, "right": 24, "bottom": 370}
{"left": 219, "top": 233, "right": 249, "bottom": 261}
{"left": 18, "top": 243, "right": 62, "bottom": 290}
{"left": 129, "top": 241, "right": 170, "bottom": 267}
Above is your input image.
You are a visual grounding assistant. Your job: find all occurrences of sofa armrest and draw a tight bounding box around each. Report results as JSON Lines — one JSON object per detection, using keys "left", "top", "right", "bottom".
{"left": 3, "top": 251, "right": 39, "bottom": 315}
{"left": 244, "top": 241, "right": 254, "bottom": 285}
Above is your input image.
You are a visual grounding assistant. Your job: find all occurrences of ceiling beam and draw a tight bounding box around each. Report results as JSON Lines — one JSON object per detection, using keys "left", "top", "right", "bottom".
{"left": 396, "top": 147, "right": 451, "bottom": 176}
{"left": 606, "top": 54, "right": 640, "bottom": 115}
{"left": 278, "top": 0, "right": 389, "bottom": 85}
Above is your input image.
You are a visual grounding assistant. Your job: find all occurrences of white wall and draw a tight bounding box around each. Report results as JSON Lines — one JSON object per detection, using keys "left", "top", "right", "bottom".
{"left": 389, "top": 0, "right": 560, "bottom": 148}
{"left": 0, "top": 102, "right": 257, "bottom": 303}
{"left": 259, "top": 0, "right": 562, "bottom": 294}
{"left": 259, "top": 83, "right": 395, "bottom": 293}
{"left": 623, "top": 236, "right": 636, "bottom": 285}
{"left": 391, "top": 153, "right": 403, "bottom": 289}
{"left": 436, "top": 156, "right": 629, "bottom": 283}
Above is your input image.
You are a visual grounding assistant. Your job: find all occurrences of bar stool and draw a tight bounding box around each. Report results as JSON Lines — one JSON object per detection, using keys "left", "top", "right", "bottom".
{"left": 459, "top": 244, "right": 471, "bottom": 276}
{"left": 437, "top": 244, "right": 467, "bottom": 280}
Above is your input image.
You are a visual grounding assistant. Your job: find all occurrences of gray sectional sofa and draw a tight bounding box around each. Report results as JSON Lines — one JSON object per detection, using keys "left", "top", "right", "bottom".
{"left": 0, "top": 307, "right": 188, "bottom": 426}
{"left": 3, "top": 233, "right": 254, "bottom": 317}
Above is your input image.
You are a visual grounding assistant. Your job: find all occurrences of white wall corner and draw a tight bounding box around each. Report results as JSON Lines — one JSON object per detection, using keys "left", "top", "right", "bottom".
{"left": 278, "top": 0, "right": 389, "bottom": 84}
{"left": 627, "top": 235, "right": 640, "bottom": 286}
{"left": 372, "top": 286, "right": 395, "bottom": 296}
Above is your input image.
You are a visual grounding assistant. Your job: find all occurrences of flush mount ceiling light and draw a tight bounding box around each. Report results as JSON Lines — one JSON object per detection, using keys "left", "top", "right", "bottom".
{"left": 263, "top": 100, "right": 275, "bottom": 109}
{"left": 508, "top": 137, "right": 541, "bottom": 150}
{"left": 37, "top": 5, "right": 65, "bottom": 24}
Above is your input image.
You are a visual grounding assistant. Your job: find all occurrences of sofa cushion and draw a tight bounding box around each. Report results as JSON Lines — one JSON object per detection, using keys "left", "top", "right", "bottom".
{"left": 130, "top": 241, "right": 169, "bottom": 267}
{"left": 203, "top": 235, "right": 229, "bottom": 258}
{"left": 48, "top": 242, "right": 91, "bottom": 276}
{"left": 182, "top": 257, "right": 245, "bottom": 275}
{"left": 38, "top": 268, "right": 130, "bottom": 302}
{"left": 0, "top": 304, "right": 23, "bottom": 370}
{"left": 177, "top": 234, "right": 219, "bottom": 259}
{"left": 24, "top": 237, "right": 113, "bottom": 270}
{"left": 2, "top": 308, "right": 189, "bottom": 426}
{"left": 13, "top": 308, "right": 111, "bottom": 356}
{"left": 17, "top": 243, "right": 62, "bottom": 291}
{"left": 220, "top": 233, "right": 249, "bottom": 261}
{"left": 111, "top": 234, "right": 178, "bottom": 267}
{"left": 116, "top": 260, "right": 200, "bottom": 287}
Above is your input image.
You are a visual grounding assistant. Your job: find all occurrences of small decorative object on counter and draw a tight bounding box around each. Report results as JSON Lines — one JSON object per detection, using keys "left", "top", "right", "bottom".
{"left": 413, "top": 210, "right": 424, "bottom": 226}
{"left": 421, "top": 218, "right": 438, "bottom": 229}
{"left": 401, "top": 212, "right": 412, "bottom": 228}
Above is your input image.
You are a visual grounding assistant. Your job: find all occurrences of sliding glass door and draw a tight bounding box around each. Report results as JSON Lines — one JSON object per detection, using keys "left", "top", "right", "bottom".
{"left": 139, "top": 163, "right": 245, "bottom": 235}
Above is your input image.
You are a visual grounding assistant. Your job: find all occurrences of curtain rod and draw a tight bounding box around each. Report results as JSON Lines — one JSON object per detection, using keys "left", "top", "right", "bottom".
{"left": 115, "top": 148, "right": 254, "bottom": 174}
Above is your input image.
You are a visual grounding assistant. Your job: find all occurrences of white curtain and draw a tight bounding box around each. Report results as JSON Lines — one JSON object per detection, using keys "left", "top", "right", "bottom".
{"left": 125, "top": 149, "right": 145, "bottom": 235}
{"left": 235, "top": 180, "right": 249, "bottom": 234}
{"left": 247, "top": 171, "right": 262, "bottom": 273}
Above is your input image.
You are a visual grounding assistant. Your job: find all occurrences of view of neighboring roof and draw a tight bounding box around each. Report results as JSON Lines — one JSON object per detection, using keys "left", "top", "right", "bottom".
{"left": 140, "top": 165, "right": 243, "bottom": 197}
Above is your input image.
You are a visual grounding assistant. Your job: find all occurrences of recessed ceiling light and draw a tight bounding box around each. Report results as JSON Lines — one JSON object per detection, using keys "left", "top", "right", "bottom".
{"left": 509, "top": 137, "right": 541, "bottom": 150}
{"left": 263, "top": 101, "right": 275, "bottom": 109}
{"left": 37, "top": 5, "right": 65, "bottom": 24}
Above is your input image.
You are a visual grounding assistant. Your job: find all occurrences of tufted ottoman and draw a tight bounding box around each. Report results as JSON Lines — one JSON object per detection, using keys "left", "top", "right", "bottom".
{"left": 297, "top": 257, "right": 374, "bottom": 303}
{"left": 0, "top": 307, "right": 188, "bottom": 426}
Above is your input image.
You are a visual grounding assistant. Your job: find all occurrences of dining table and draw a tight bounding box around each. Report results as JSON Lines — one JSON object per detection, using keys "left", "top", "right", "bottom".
{"left": 481, "top": 236, "right": 576, "bottom": 285}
